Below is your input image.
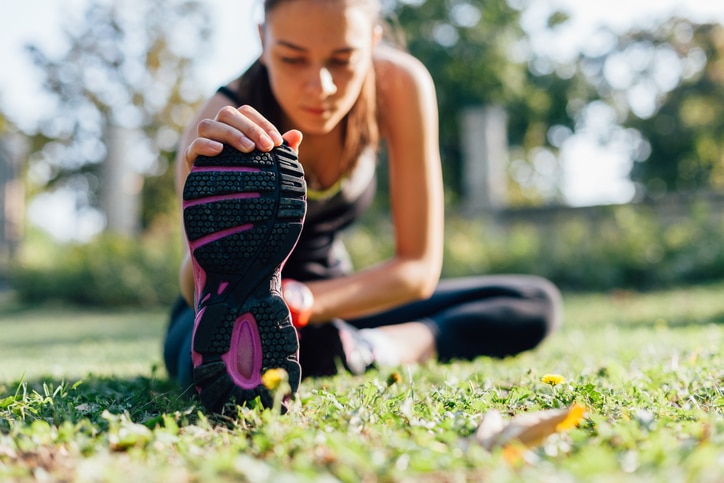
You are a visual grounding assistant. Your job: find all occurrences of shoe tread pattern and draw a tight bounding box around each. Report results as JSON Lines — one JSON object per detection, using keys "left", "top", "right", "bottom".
{"left": 183, "top": 144, "right": 305, "bottom": 414}
{"left": 192, "top": 295, "right": 301, "bottom": 413}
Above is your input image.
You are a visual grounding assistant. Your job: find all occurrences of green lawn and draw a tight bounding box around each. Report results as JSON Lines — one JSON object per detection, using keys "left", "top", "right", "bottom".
{"left": 1, "top": 284, "right": 722, "bottom": 482}
{"left": 0, "top": 305, "right": 168, "bottom": 382}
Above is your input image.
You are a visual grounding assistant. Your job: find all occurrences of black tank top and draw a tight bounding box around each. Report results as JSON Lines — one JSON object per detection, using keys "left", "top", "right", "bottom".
{"left": 215, "top": 86, "right": 377, "bottom": 281}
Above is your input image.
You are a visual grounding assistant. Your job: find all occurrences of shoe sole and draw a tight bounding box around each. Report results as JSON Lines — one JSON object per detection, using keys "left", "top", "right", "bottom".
{"left": 182, "top": 144, "right": 306, "bottom": 413}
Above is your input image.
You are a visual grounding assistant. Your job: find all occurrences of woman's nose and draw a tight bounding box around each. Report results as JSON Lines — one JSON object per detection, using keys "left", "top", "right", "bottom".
{"left": 306, "top": 66, "right": 337, "bottom": 97}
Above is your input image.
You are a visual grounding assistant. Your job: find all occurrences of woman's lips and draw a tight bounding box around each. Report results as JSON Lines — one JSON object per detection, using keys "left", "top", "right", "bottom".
{"left": 302, "top": 106, "right": 329, "bottom": 116}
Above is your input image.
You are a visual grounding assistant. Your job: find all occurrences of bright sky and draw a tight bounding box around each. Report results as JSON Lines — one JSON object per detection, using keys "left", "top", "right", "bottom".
{"left": 1, "top": 0, "right": 724, "bottom": 239}
{"left": 525, "top": 0, "right": 724, "bottom": 206}
{"left": 0, "top": 0, "right": 260, "bottom": 130}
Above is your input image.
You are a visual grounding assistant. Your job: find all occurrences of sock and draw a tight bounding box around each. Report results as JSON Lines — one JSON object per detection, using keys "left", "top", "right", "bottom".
{"left": 359, "top": 328, "right": 401, "bottom": 367}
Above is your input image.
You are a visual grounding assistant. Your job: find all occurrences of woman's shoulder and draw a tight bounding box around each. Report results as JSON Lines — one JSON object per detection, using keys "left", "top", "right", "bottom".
{"left": 373, "top": 46, "right": 437, "bottom": 136}
{"left": 373, "top": 45, "right": 432, "bottom": 86}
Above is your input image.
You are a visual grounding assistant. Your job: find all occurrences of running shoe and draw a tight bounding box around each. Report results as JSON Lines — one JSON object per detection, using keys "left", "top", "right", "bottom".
{"left": 298, "top": 319, "right": 375, "bottom": 377}
{"left": 182, "top": 143, "right": 306, "bottom": 413}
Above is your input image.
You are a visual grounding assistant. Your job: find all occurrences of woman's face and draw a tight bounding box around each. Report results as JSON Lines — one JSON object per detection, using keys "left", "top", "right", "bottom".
{"left": 260, "top": 0, "right": 379, "bottom": 135}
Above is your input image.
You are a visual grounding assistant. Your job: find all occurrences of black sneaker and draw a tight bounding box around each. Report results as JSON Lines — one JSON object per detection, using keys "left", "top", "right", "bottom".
{"left": 299, "top": 319, "right": 375, "bottom": 377}
{"left": 182, "top": 143, "right": 306, "bottom": 413}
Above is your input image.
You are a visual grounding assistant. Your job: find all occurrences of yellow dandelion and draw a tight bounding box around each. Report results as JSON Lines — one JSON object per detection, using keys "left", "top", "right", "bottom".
{"left": 386, "top": 371, "right": 402, "bottom": 386}
{"left": 262, "top": 368, "right": 288, "bottom": 390}
{"left": 541, "top": 374, "right": 566, "bottom": 385}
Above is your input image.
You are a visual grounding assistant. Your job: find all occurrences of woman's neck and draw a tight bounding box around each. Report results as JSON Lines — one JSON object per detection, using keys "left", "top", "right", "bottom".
{"left": 296, "top": 125, "right": 346, "bottom": 190}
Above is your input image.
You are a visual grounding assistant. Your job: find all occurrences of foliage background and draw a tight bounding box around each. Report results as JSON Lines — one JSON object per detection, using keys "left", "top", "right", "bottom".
{"left": 11, "top": 200, "right": 724, "bottom": 306}
{"left": 4, "top": 0, "right": 724, "bottom": 305}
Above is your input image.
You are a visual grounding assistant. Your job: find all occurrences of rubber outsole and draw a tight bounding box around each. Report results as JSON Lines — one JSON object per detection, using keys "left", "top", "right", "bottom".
{"left": 182, "top": 144, "right": 306, "bottom": 413}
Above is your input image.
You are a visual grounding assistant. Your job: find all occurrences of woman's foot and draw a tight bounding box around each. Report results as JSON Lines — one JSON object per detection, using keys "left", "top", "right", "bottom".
{"left": 182, "top": 144, "right": 306, "bottom": 413}
{"left": 298, "top": 319, "right": 376, "bottom": 377}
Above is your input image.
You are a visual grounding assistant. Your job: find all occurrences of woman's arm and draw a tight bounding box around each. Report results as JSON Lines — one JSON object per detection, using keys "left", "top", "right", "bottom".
{"left": 175, "top": 52, "right": 443, "bottom": 320}
{"left": 305, "top": 48, "right": 445, "bottom": 322}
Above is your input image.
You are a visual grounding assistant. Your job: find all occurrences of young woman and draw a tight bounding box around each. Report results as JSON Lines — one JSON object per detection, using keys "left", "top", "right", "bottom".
{"left": 164, "top": 0, "right": 562, "bottom": 413}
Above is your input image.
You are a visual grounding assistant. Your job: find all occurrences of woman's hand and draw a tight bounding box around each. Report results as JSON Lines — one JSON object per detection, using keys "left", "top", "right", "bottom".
{"left": 183, "top": 104, "right": 303, "bottom": 172}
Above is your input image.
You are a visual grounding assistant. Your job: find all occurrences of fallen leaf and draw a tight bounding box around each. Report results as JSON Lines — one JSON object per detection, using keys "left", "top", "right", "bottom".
{"left": 475, "top": 404, "right": 587, "bottom": 451}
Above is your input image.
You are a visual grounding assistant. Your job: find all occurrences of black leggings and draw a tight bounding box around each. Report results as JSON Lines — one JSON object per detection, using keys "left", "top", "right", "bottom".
{"left": 348, "top": 275, "right": 561, "bottom": 360}
{"left": 164, "top": 275, "right": 561, "bottom": 386}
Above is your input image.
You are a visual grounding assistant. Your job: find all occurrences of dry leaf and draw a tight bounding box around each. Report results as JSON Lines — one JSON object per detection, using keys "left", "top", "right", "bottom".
{"left": 475, "top": 404, "right": 586, "bottom": 451}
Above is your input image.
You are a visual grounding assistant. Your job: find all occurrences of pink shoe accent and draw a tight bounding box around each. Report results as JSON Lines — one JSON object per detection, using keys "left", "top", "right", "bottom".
{"left": 191, "top": 307, "right": 206, "bottom": 369}
{"left": 217, "top": 281, "right": 230, "bottom": 295}
{"left": 220, "top": 313, "right": 263, "bottom": 389}
{"left": 191, "top": 166, "right": 261, "bottom": 173}
{"left": 183, "top": 192, "right": 259, "bottom": 209}
{"left": 189, "top": 223, "right": 254, "bottom": 251}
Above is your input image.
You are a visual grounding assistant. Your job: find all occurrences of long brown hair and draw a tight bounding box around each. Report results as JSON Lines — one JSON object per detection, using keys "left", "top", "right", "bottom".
{"left": 236, "top": 0, "right": 381, "bottom": 176}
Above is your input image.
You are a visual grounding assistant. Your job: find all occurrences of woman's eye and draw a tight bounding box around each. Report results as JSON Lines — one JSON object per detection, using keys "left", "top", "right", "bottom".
{"left": 330, "top": 58, "right": 351, "bottom": 67}
{"left": 281, "top": 57, "right": 305, "bottom": 65}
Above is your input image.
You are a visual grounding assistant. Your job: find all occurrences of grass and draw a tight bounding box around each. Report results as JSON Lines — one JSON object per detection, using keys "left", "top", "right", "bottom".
{"left": 0, "top": 284, "right": 723, "bottom": 482}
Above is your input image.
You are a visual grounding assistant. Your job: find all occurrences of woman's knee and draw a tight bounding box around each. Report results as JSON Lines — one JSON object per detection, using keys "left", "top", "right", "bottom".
{"left": 526, "top": 275, "right": 563, "bottom": 336}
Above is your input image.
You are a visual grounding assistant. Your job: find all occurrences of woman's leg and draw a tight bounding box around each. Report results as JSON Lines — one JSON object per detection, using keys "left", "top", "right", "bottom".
{"left": 373, "top": 322, "right": 437, "bottom": 363}
{"left": 349, "top": 275, "right": 562, "bottom": 362}
{"left": 163, "top": 296, "right": 195, "bottom": 390}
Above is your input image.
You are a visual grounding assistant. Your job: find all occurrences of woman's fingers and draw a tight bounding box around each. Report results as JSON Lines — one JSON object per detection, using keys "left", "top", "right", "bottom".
{"left": 282, "top": 129, "right": 304, "bottom": 153}
{"left": 187, "top": 105, "right": 286, "bottom": 169}
{"left": 184, "top": 137, "right": 223, "bottom": 171}
{"left": 237, "top": 105, "right": 284, "bottom": 148}
{"left": 197, "top": 115, "right": 256, "bottom": 152}
{"left": 209, "top": 105, "right": 283, "bottom": 152}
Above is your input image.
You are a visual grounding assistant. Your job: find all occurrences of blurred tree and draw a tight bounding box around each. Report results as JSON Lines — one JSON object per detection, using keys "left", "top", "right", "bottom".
{"left": 0, "top": 114, "right": 26, "bottom": 281}
{"left": 24, "top": 0, "right": 210, "bottom": 231}
{"left": 387, "top": 0, "right": 584, "bottom": 205}
{"left": 574, "top": 19, "right": 724, "bottom": 198}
